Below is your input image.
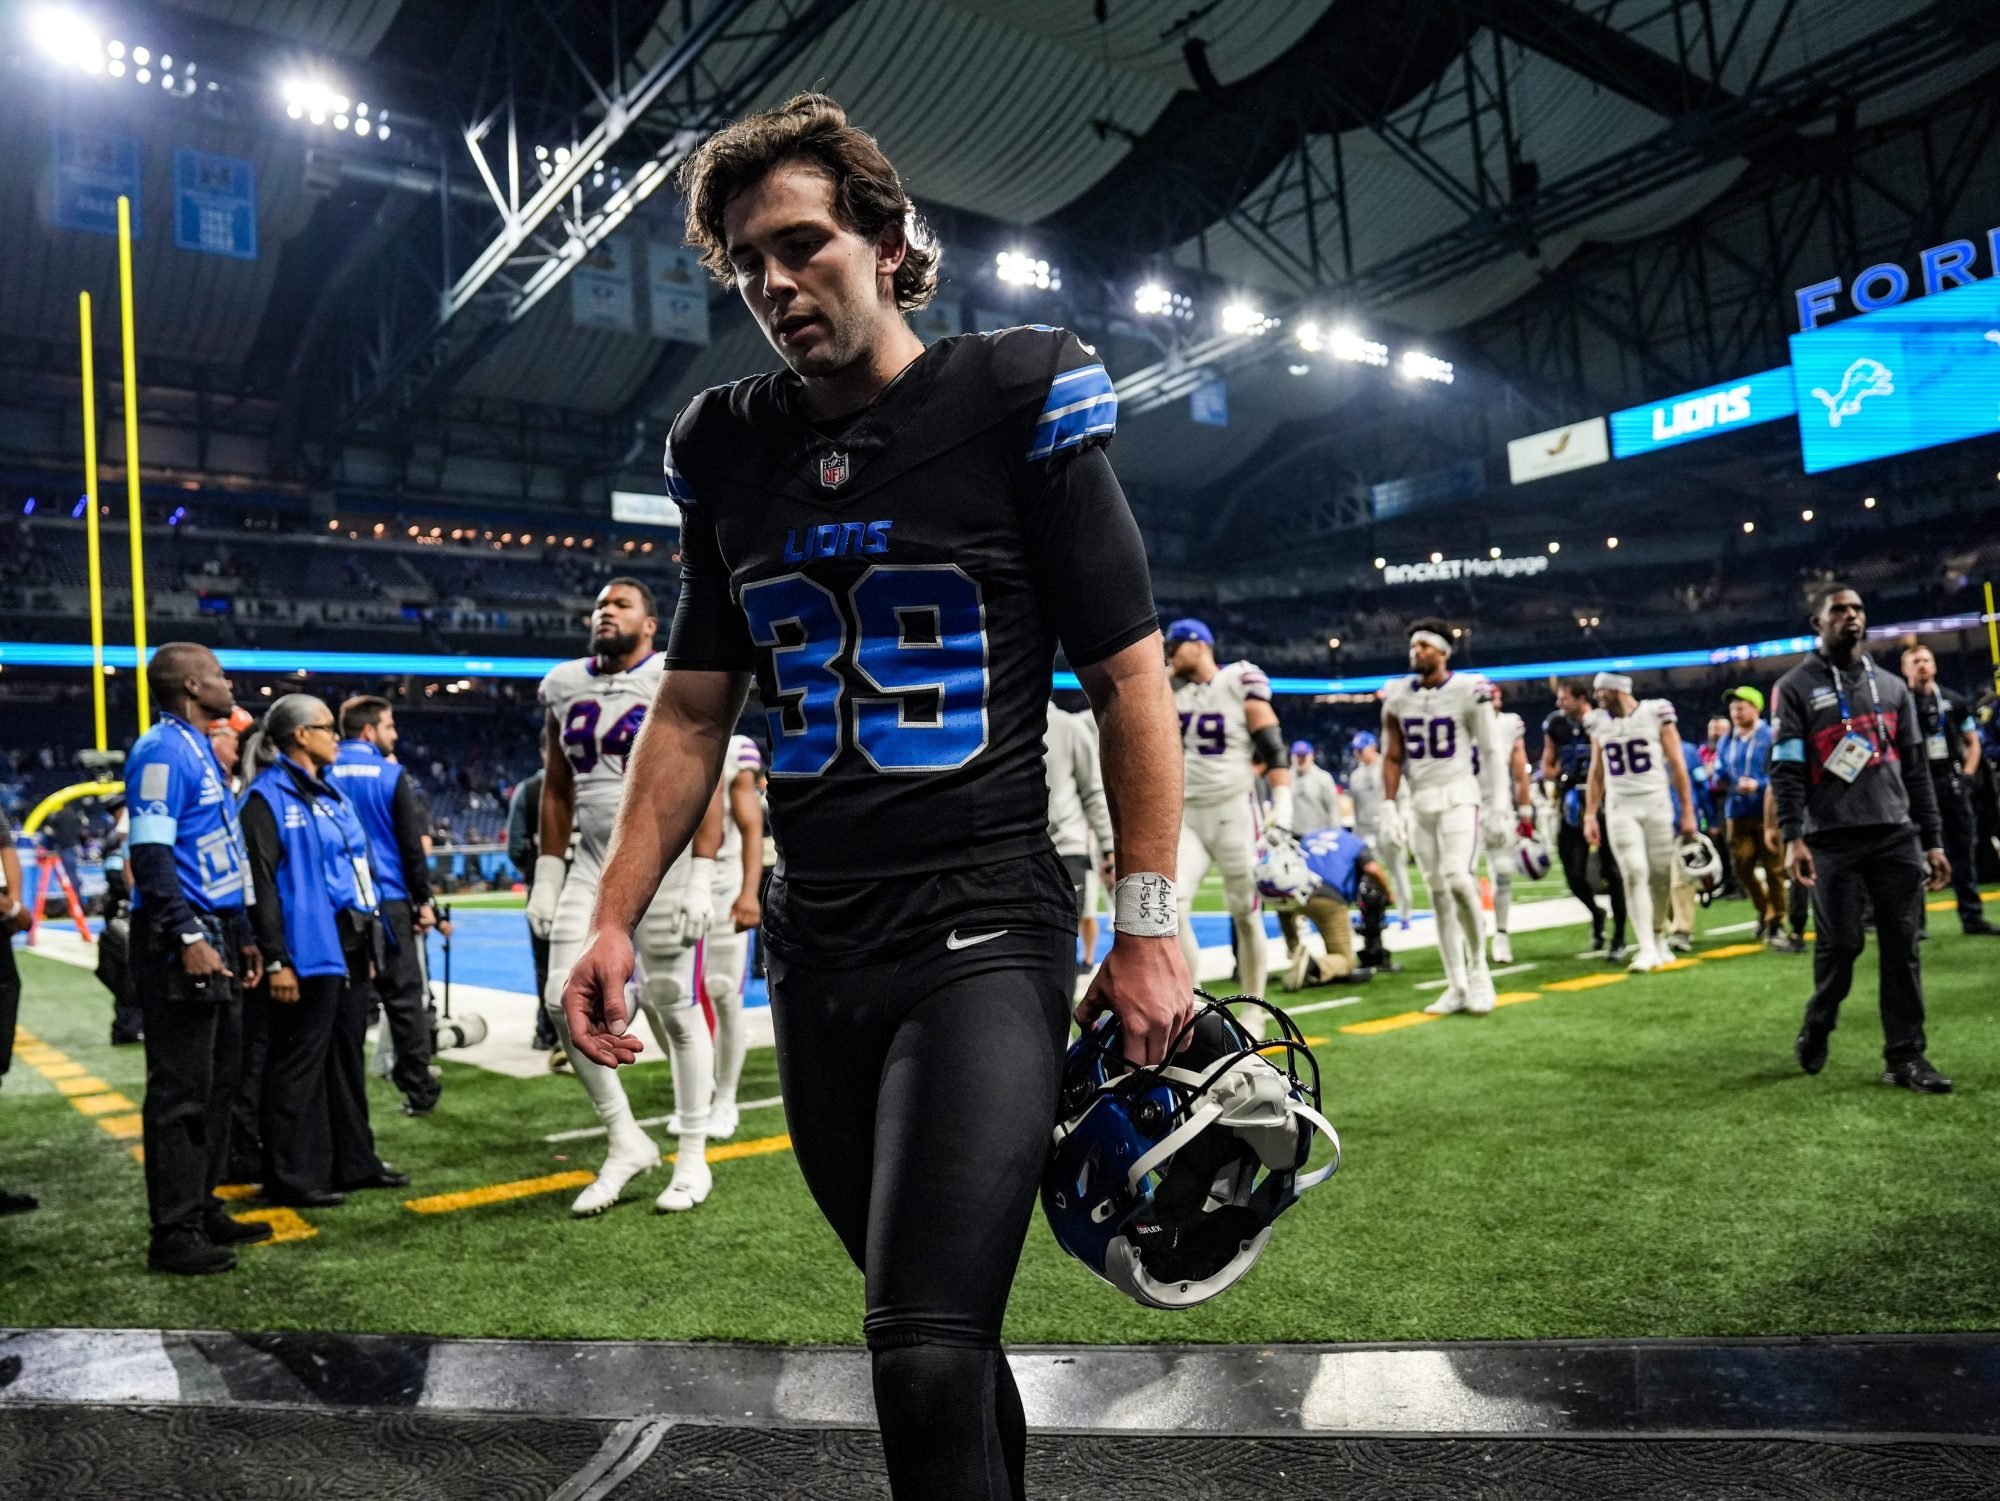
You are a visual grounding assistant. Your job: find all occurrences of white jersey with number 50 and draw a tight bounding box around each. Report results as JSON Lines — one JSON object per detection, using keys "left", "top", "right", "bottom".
{"left": 538, "top": 652, "right": 665, "bottom": 858}
{"left": 1382, "top": 671, "right": 1491, "bottom": 803}
{"left": 1174, "top": 660, "right": 1271, "bottom": 805}
{"left": 1589, "top": 699, "right": 1677, "bottom": 810}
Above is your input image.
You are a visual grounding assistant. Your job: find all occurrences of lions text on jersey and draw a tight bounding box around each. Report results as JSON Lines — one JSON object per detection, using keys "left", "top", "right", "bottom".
{"left": 1173, "top": 660, "right": 1273, "bottom": 804}
{"left": 662, "top": 325, "right": 1158, "bottom": 960}
{"left": 1380, "top": 671, "right": 1492, "bottom": 808}
{"left": 1589, "top": 700, "right": 1678, "bottom": 810}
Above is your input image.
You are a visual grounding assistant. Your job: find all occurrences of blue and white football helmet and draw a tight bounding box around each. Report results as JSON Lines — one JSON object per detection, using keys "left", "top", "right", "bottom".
{"left": 1516, "top": 833, "right": 1552, "bottom": 880}
{"left": 1253, "top": 835, "right": 1316, "bottom": 908}
{"left": 1043, "top": 995, "right": 1339, "bottom": 1309}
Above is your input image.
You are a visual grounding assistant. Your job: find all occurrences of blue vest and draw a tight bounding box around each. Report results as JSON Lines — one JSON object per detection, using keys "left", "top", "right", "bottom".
{"left": 1299, "top": 827, "right": 1368, "bottom": 905}
{"left": 328, "top": 739, "right": 409, "bottom": 902}
{"left": 125, "top": 712, "right": 248, "bottom": 917}
{"left": 1715, "top": 722, "right": 1772, "bottom": 820}
{"left": 246, "top": 761, "right": 380, "bottom": 980}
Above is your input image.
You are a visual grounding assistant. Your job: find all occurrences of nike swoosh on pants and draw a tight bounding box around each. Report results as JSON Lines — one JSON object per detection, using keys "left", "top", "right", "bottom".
{"left": 944, "top": 929, "right": 1009, "bottom": 951}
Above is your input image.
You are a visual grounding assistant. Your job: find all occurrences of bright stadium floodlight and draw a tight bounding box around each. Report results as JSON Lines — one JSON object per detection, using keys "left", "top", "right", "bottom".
{"left": 1400, "top": 350, "right": 1454, "bottom": 384}
{"left": 31, "top": 6, "right": 103, "bottom": 71}
{"left": 996, "top": 250, "right": 1059, "bottom": 290}
{"left": 1329, "top": 329, "right": 1388, "bottom": 367}
{"left": 1133, "top": 282, "right": 1170, "bottom": 316}
{"left": 1489, "top": 547, "right": 1501, "bottom": 558}
{"left": 1221, "top": 302, "right": 1275, "bottom": 336}
{"left": 1801, "top": 509, "right": 1814, "bottom": 521}
{"left": 1295, "top": 322, "right": 1323, "bottom": 353}
{"left": 1548, "top": 541, "right": 1561, "bottom": 554}
{"left": 1429, "top": 551, "right": 1444, "bottom": 564}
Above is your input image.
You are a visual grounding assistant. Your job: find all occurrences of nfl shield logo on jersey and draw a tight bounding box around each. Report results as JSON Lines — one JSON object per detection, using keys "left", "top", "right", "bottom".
{"left": 819, "top": 450, "right": 850, "bottom": 488}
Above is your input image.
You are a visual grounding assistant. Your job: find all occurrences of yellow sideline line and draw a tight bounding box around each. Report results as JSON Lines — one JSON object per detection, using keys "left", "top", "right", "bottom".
{"left": 404, "top": 1133, "right": 798, "bottom": 1216}
{"left": 1340, "top": 1011, "right": 1437, "bottom": 1035}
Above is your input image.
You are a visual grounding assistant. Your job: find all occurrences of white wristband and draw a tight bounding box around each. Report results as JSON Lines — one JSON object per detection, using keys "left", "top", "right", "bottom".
{"left": 1112, "top": 873, "right": 1178, "bottom": 937}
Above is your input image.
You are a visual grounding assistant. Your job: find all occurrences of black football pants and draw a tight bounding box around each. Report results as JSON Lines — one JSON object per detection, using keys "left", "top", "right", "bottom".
{"left": 262, "top": 938, "right": 386, "bottom": 1197}
{"left": 1557, "top": 820, "right": 1626, "bottom": 944}
{"left": 767, "top": 925, "right": 1073, "bottom": 1501}
{"left": 1930, "top": 777, "right": 1985, "bottom": 930}
{"left": 1804, "top": 826, "right": 1928, "bottom": 1064}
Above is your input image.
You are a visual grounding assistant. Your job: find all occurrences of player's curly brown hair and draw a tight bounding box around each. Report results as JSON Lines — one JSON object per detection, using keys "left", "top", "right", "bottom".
{"left": 676, "top": 93, "right": 939, "bottom": 312}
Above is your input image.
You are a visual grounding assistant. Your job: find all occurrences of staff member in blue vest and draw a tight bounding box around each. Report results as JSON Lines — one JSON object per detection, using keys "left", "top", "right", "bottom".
{"left": 126, "top": 643, "right": 270, "bottom": 1276}
{"left": 331, "top": 696, "right": 446, "bottom": 1116}
{"left": 240, "top": 695, "right": 408, "bottom": 1206}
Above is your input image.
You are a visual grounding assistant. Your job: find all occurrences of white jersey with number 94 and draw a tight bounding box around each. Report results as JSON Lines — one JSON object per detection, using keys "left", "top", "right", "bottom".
{"left": 538, "top": 652, "right": 664, "bottom": 859}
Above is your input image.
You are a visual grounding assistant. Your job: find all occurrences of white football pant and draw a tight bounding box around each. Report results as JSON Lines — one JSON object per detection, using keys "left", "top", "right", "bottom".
{"left": 1606, "top": 800, "right": 1675, "bottom": 952}
{"left": 1176, "top": 794, "right": 1267, "bottom": 1002}
{"left": 546, "top": 849, "right": 711, "bottom": 1161}
{"left": 701, "top": 920, "right": 750, "bottom": 1112}
{"left": 1411, "top": 802, "right": 1490, "bottom": 997}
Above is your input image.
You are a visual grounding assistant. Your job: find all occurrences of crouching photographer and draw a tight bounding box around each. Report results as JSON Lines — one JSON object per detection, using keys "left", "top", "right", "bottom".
{"left": 240, "top": 696, "right": 409, "bottom": 1210}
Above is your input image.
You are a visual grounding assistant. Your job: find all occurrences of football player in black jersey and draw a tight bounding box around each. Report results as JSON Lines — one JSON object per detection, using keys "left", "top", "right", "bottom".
{"left": 560, "top": 96, "right": 1192, "bottom": 1500}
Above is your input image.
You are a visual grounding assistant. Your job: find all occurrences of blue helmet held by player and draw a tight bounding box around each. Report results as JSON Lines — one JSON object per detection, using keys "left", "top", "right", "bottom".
{"left": 1042, "top": 995, "right": 1339, "bottom": 1309}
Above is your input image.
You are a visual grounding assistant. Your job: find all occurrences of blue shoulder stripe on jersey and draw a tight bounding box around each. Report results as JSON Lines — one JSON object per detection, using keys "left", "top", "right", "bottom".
{"left": 1027, "top": 363, "right": 1117, "bottom": 460}
{"left": 1772, "top": 738, "right": 1807, "bottom": 763}
{"left": 662, "top": 445, "right": 695, "bottom": 506}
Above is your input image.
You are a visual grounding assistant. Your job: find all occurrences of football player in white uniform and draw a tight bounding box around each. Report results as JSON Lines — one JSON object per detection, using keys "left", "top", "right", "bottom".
{"left": 529, "top": 579, "right": 723, "bottom": 1215}
{"left": 1166, "top": 618, "right": 1292, "bottom": 1003}
{"left": 669, "top": 734, "right": 764, "bottom": 1141}
{"left": 1581, "top": 671, "right": 1697, "bottom": 972}
{"left": 1380, "top": 619, "right": 1507, "bottom": 1014}
{"left": 1481, "top": 683, "right": 1537, "bottom": 965}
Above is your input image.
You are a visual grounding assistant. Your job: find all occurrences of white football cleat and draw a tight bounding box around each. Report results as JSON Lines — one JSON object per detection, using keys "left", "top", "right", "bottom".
{"left": 706, "top": 1101, "right": 740, "bottom": 1141}
{"left": 1628, "top": 945, "right": 1662, "bottom": 974}
{"left": 1489, "top": 933, "right": 1513, "bottom": 965}
{"left": 571, "top": 1139, "right": 660, "bottom": 1217}
{"left": 1466, "top": 977, "right": 1497, "bottom": 1014}
{"left": 1424, "top": 987, "right": 1469, "bottom": 1016}
{"left": 655, "top": 1154, "right": 712, "bottom": 1213}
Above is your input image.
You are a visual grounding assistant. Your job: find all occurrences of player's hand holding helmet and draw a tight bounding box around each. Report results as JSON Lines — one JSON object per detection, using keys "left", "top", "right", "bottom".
{"left": 525, "top": 854, "right": 566, "bottom": 940}
{"left": 1676, "top": 830, "right": 1723, "bottom": 899}
{"left": 1516, "top": 833, "right": 1553, "bottom": 880}
{"left": 1044, "top": 994, "right": 1339, "bottom": 1309}
{"left": 1252, "top": 836, "right": 1315, "bottom": 909}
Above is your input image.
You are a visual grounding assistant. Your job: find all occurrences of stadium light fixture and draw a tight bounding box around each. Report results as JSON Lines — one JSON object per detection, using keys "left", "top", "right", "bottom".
{"left": 1801, "top": 509, "right": 1814, "bottom": 521}
{"left": 1429, "top": 551, "right": 1443, "bottom": 564}
{"left": 1606, "top": 536, "right": 1619, "bottom": 548}
{"left": 1220, "top": 302, "right": 1275, "bottom": 336}
{"left": 31, "top": 7, "right": 105, "bottom": 71}
{"left": 1548, "top": 541, "right": 1560, "bottom": 554}
{"left": 1742, "top": 520, "right": 1755, "bottom": 533}
{"left": 1400, "top": 350, "right": 1454, "bottom": 385}
{"left": 1329, "top": 329, "right": 1388, "bottom": 367}
{"left": 996, "top": 250, "right": 1059, "bottom": 291}
{"left": 1488, "top": 547, "right": 1501, "bottom": 559}
{"left": 1295, "top": 322, "right": 1322, "bottom": 353}
{"left": 1863, "top": 495, "right": 1877, "bottom": 508}
{"left": 1327, "top": 636, "right": 1341, "bottom": 649}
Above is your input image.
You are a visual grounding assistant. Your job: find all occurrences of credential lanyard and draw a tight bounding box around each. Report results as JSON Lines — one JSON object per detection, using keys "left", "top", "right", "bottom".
{"left": 1828, "top": 655, "right": 1884, "bottom": 758}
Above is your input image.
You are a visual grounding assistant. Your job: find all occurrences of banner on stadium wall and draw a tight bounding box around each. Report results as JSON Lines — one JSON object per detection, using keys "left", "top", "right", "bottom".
{"left": 572, "top": 236, "right": 635, "bottom": 333}
{"left": 1789, "top": 274, "right": 2000, "bottom": 474}
{"left": 50, "top": 126, "right": 141, "bottom": 237}
{"left": 1369, "top": 459, "right": 1486, "bottom": 519}
{"left": 610, "top": 490, "right": 681, "bottom": 529}
{"left": 910, "top": 300, "right": 963, "bottom": 343}
{"left": 1189, "top": 380, "right": 1228, "bottom": 427}
{"left": 646, "top": 243, "right": 708, "bottom": 345}
{"left": 173, "top": 148, "right": 257, "bottom": 261}
{"left": 1506, "top": 416, "right": 1609, "bottom": 484}
{"left": 1610, "top": 368, "right": 1795, "bottom": 458}
{"left": 1382, "top": 554, "right": 1550, "bottom": 587}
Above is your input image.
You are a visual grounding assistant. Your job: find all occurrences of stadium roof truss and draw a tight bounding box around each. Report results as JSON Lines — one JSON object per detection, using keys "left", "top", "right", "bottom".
{"left": 1113, "top": 0, "right": 1997, "bottom": 417}
{"left": 302, "top": 0, "right": 858, "bottom": 450}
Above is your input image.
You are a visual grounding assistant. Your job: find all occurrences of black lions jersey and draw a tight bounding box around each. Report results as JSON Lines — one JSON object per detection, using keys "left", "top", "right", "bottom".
{"left": 663, "top": 325, "right": 1157, "bottom": 961}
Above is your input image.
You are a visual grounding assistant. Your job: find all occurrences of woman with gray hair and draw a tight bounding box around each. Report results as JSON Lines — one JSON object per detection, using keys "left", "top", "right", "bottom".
{"left": 239, "top": 694, "right": 408, "bottom": 1208}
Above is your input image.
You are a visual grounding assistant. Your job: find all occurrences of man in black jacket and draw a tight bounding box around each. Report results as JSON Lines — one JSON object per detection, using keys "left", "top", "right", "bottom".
{"left": 1773, "top": 585, "right": 1952, "bottom": 1092}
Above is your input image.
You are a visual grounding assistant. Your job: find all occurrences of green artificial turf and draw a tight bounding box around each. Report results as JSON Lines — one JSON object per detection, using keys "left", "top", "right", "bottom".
{"left": 4, "top": 894, "right": 1997, "bottom": 1346}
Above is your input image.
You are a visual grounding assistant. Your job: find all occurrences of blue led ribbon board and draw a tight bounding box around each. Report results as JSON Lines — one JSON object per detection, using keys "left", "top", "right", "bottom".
{"left": 1610, "top": 368, "right": 1797, "bottom": 458}
{"left": 1788, "top": 276, "right": 2000, "bottom": 473}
